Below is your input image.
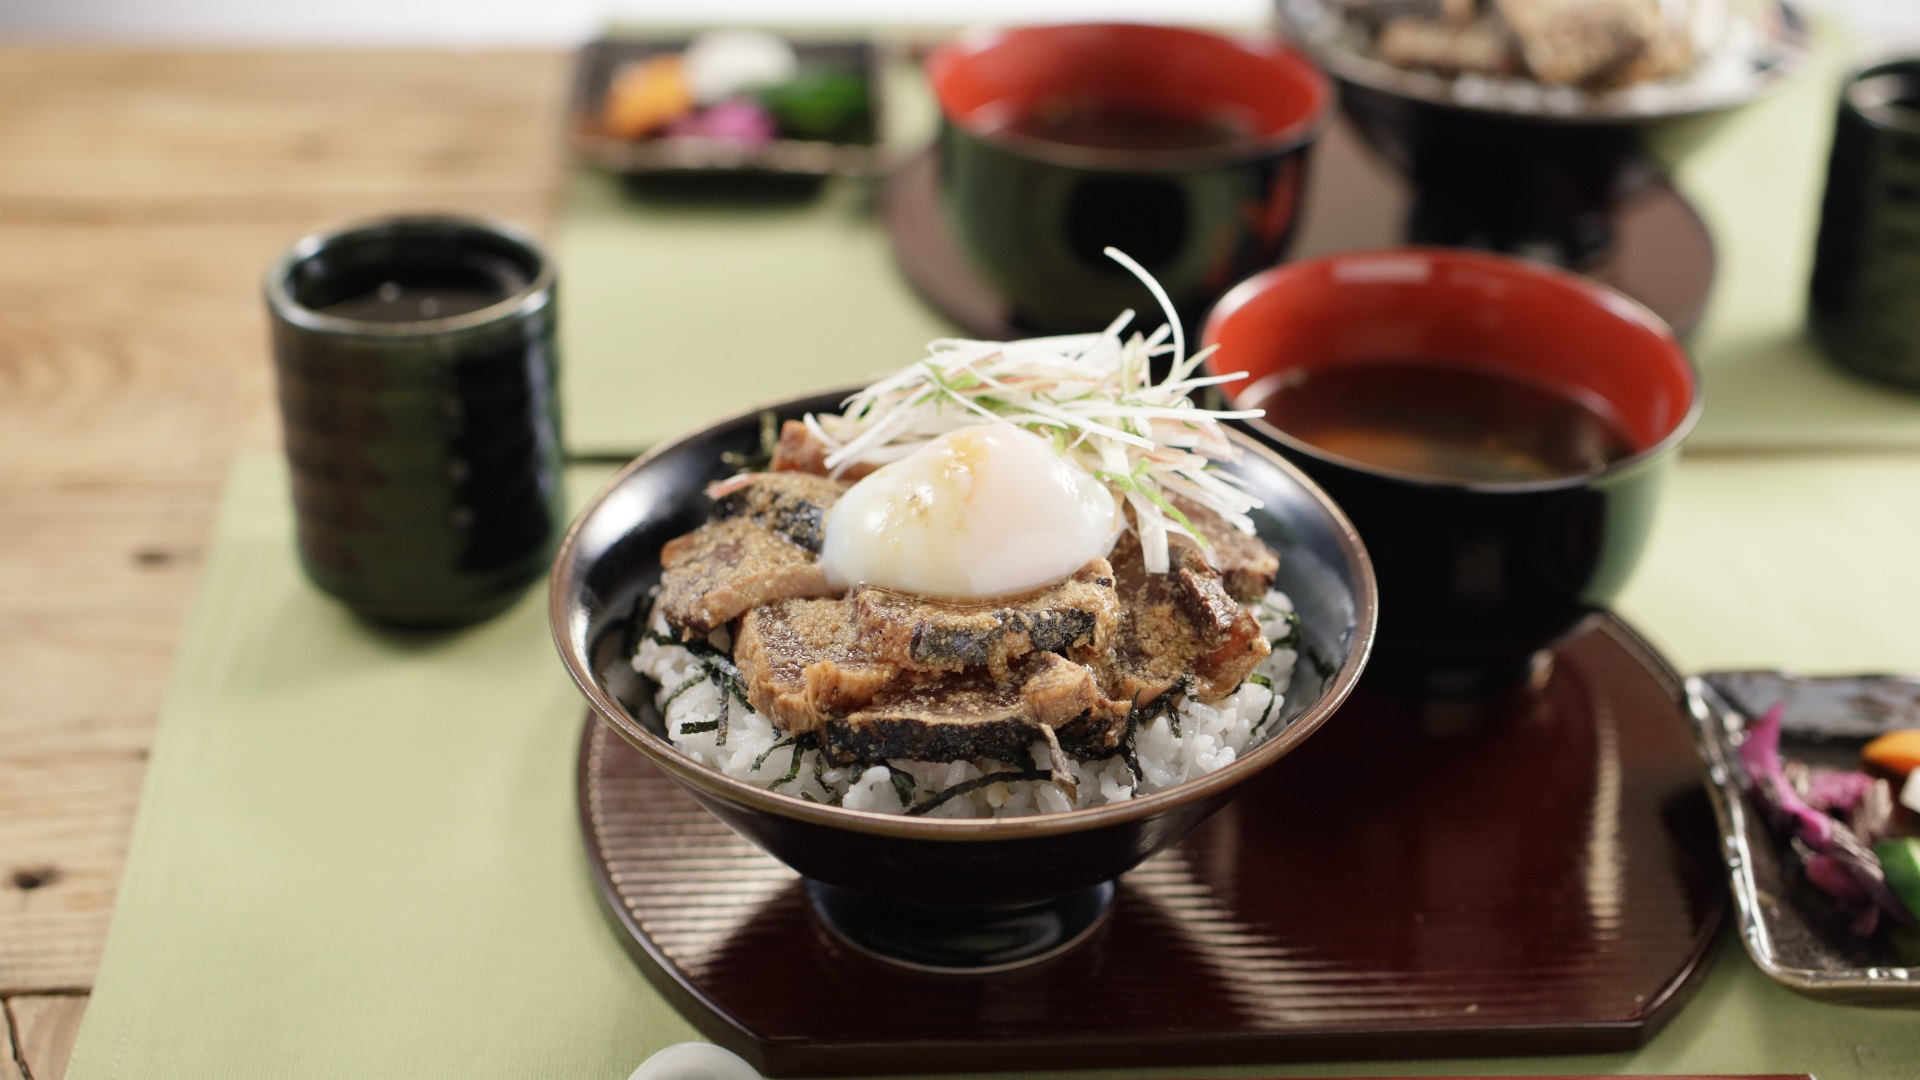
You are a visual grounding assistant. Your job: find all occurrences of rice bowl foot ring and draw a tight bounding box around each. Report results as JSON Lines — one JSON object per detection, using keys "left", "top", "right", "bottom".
{"left": 804, "top": 879, "right": 1116, "bottom": 973}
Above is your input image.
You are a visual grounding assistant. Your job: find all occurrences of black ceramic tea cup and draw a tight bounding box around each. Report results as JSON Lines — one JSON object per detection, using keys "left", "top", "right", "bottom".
{"left": 928, "top": 23, "right": 1332, "bottom": 334}
{"left": 1810, "top": 54, "right": 1920, "bottom": 390}
{"left": 265, "top": 215, "right": 566, "bottom": 627}
{"left": 1203, "top": 248, "right": 1699, "bottom": 696}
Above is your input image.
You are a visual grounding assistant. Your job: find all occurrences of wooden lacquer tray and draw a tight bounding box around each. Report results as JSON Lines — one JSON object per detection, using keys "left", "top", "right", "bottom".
{"left": 578, "top": 613, "right": 1727, "bottom": 1076}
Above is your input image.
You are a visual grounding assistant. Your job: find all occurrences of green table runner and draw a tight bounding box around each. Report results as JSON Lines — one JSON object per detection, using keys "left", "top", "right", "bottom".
{"left": 559, "top": 19, "right": 1920, "bottom": 460}
{"left": 1617, "top": 452, "right": 1920, "bottom": 673}
{"left": 64, "top": 453, "right": 1920, "bottom": 1079}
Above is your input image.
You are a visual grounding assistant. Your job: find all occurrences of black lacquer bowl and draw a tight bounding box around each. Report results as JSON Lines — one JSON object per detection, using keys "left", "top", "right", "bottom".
{"left": 551, "top": 389, "right": 1376, "bottom": 970}
{"left": 927, "top": 23, "right": 1333, "bottom": 333}
{"left": 1276, "top": 0, "right": 1812, "bottom": 264}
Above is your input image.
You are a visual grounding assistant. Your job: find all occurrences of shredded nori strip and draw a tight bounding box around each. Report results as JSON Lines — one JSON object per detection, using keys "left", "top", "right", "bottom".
{"left": 1118, "top": 732, "right": 1143, "bottom": 787}
{"left": 1130, "top": 674, "right": 1193, "bottom": 737}
{"left": 905, "top": 769, "right": 1053, "bottom": 816}
{"left": 1273, "top": 610, "right": 1302, "bottom": 650}
{"left": 771, "top": 735, "right": 815, "bottom": 791}
{"left": 1103, "top": 703, "right": 1147, "bottom": 788}
{"left": 802, "top": 746, "right": 847, "bottom": 806}
{"left": 629, "top": 585, "right": 664, "bottom": 657}
{"left": 1247, "top": 672, "right": 1280, "bottom": 739}
{"left": 649, "top": 632, "right": 751, "bottom": 704}
{"left": 650, "top": 631, "right": 752, "bottom": 745}
{"left": 1307, "top": 643, "right": 1335, "bottom": 679}
{"left": 721, "top": 410, "right": 781, "bottom": 472}
{"left": 885, "top": 764, "right": 917, "bottom": 808}
{"left": 660, "top": 670, "right": 707, "bottom": 710}
{"left": 678, "top": 719, "right": 720, "bottom": 734}
{"left": 752, "top": 736, "right": 796, "bottom": 772}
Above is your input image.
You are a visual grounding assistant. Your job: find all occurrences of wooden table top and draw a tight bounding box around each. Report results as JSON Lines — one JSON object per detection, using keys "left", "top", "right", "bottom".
{"left": 0, "top": 45, "right": 567, "bottom": 1079}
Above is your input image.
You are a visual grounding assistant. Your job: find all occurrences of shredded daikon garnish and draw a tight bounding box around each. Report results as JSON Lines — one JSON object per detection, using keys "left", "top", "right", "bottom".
{"left": 807, "top": 248, "right": 1264, "bottom": 574}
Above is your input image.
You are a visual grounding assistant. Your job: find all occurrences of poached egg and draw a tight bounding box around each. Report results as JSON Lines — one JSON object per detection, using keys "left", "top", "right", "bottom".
{"left": 820, "top": 424, "right": 1121, "bottom": 599}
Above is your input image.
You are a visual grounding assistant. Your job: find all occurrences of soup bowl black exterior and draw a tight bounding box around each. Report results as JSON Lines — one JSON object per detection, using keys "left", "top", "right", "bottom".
{"left": 1246, "top": 436, "right": 1675, "bottom": 695}
{"left": 928, "top": 24, "right": 1333, "bottom": 334}
{"left": 550, "top": 390, "right": 1375, "bottom": 909}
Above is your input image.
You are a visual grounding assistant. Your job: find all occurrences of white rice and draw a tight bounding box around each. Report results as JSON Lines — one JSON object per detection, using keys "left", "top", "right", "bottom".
{"left": 633, "top": 591, "right": 1301, "bottom": 818}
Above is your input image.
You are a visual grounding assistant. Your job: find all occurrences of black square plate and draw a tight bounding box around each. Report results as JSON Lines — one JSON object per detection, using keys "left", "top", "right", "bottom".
{"left": 568, "top": 34, "right": 886, "bottom": 177}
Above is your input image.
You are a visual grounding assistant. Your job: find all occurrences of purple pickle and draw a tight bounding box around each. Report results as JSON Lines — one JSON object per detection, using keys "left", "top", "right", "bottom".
{"left": 1740, "top": 702, "right": 1834, "bottom": 848}
{"left": 1806, "top": 853, "right": 1881, "bottom": 936}
{"left": 665, "top": 99, "right": 777, "bottom": 145}
{"left": 1802, "top": 767, "right": 1877, "bottom": 814}
{"left": 1741, "top": 701, "right": 1915, "bottom": 934}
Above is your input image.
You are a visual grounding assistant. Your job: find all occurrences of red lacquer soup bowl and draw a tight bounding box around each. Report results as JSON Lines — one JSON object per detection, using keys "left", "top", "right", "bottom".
{"left": 1204, "top": 248, "right": 1698, "bottom": 696}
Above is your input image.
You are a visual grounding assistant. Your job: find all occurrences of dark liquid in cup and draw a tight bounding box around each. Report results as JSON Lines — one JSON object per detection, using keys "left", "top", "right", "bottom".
{"left": 1250, "top": 359, "right": 1638, "bottom": 483}
{"left": 317, "top": 255, "right": 527, "bottom": 323}
{"left": 1003, "top": 99, "right": 1250, "bottom": 153}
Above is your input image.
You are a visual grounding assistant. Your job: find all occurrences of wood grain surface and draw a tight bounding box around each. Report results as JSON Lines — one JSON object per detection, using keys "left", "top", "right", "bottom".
{"left": 5, "top": 997, "right": 85, "bottom": 1080}
{"left": 0, "top": 46, "right": 566, "bottom": 1077}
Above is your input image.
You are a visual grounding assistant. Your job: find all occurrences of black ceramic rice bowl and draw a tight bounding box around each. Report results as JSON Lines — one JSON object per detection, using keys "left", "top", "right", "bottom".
{"left": 550, "top": 388, "right": 1375, "bottom": 968}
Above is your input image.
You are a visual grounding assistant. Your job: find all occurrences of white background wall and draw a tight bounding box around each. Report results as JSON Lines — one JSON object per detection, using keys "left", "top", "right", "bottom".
{"left": 1, "top": 0, "right": 1916, "bottom": 47}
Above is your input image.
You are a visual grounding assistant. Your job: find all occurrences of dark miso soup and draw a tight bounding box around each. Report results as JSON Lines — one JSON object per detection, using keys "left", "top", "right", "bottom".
{"left": 1249, "top": 359, "right": 1638, "bottom": 483}
{"left": 1002, "top": 99, "right": 1251, "bottom": 153}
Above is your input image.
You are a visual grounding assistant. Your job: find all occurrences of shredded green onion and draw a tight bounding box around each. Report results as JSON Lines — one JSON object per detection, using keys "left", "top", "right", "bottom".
{"left": 797, "top": 249, "right": 1265, "bottom": 574}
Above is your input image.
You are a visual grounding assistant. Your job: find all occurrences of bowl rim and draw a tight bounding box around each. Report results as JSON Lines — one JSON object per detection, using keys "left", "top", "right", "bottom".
{"left": 263, "top": 213, "right": 555, "bottom": 340}
{"left": 1200, "top": 246, "right": 1705, "bottom": 495}
{"left": 550, "top": 384, "right": 1377, "bottom": 840}
{"left": 1844, "top": 52, "right": 1920, "bottom": 139}
{"left": 926, "top": 22, "right": 1337, "bottom": 172}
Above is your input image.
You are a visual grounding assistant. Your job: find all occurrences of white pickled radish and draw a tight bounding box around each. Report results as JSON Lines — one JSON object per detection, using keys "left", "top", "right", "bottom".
{"left": 682, "top": 30, "right": 798, "bottom": 105}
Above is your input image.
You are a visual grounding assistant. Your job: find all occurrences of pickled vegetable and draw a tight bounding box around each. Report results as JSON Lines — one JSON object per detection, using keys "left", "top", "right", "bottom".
{"left": 1864, "top": 729, "right": 1920, "bottom": 780}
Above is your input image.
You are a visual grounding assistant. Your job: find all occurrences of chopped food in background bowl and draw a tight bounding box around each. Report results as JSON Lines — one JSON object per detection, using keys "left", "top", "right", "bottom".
{"left": 1280, "top": 0, "right": 1809, "bottom": 118}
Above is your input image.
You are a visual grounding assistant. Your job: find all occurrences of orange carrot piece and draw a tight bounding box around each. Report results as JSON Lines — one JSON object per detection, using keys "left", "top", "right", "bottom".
{"left": 1863, "top": 729, "right": 1920, "bottom": 779}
